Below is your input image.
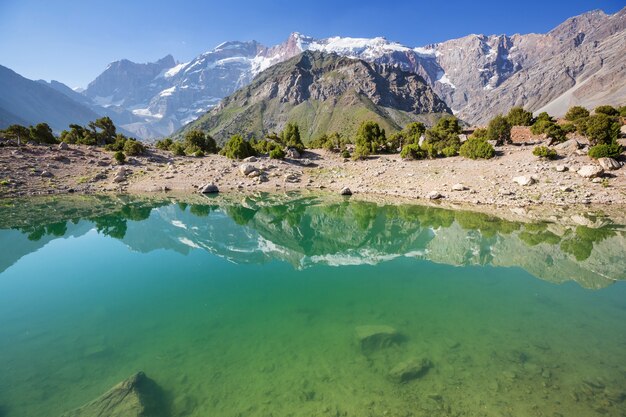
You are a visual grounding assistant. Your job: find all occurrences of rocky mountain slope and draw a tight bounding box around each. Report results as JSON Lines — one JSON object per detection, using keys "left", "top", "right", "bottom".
{"left": 75, "top": 7, "right": 625, "bottom": 138}
{"left": 0, "top": 65, "right": 101, "bottom": 131}
{"left": 175, "top": 51, "right": 451, "bottom": 143}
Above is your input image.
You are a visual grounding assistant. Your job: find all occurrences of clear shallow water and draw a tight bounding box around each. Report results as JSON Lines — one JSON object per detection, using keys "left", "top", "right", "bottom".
{"left": 0, "top": 194, "right": 625, "bottom": 417}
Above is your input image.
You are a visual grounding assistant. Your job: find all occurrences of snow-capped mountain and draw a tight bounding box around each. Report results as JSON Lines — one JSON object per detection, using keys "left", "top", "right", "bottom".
{"left": 79, "top": 7, "right": 626, "bottom": 139}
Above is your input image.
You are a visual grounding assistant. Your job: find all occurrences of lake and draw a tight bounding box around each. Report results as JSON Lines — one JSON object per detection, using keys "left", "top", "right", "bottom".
{"left": 0, "top": 193, "right": 625, "bottom": 417}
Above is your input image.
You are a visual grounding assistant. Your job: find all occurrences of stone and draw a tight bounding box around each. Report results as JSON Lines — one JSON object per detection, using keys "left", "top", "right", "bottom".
{"left": 40, "top": 170, "right": 53, "bottom": 178}
{"left": 389, "top": 358, "right": 433, "bottom": 383}
{"left": 355, "top": 325, "right": 400, "bottom": 353}
{"left": 451, "top": 183, "right": 467, "bottom": 191}
{"left": 597, "top": 157, "right": 621, "bottom": 171}
{"left": 286, "top": 148, "right": 301, "bottom": 159}
{"left": 554, "top": 139, "right": 582, "bottom": 153}
{"left": 243, "top": 156, "right": 257, "bottom": 163}
{"left": 58, "top": 142, "right": 69, "bottom": 150}
{"left": 59, "top": 372, "right": 166, "bottom": 417}
{"left": 591, "top": 177, "right": 603, "bottom": 183}
{"left": 199, "top": 183, "right": 219, "bottom": 194}
{"left": 340, "top": 187, "right": 352, "bottom": 196}
{"left": 300, "top": 158, "right": 314, "bottom": 166}
{"left": 239, "top": 163, "right": 258, "bottom": 176}
{"left": 555, "top": 165, "right": 568, "bottom": 172}
{"left": 427, "top": 191, "right": 443, "bottom": 200}
{"left": 577, "top": 165, "right": 604, "bottom": 179}
{"left": 284, "top": 173, "right": 300, "bottom": 183}
{"left": 512, "top": 176, "right": 535, "bottom": 186}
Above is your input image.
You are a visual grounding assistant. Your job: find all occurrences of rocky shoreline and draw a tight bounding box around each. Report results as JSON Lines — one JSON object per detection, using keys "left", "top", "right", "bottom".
{"left": 1, "top": 139, "right": 625, "bottom": 211}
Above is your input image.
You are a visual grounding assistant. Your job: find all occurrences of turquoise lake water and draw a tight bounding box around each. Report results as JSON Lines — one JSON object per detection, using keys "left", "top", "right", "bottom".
{"left": 0, "top": 194, "right": 625, "bottom": 417}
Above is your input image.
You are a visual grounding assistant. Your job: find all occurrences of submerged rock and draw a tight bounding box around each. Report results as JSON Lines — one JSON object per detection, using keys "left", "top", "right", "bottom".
{"left": 355, "top": 325, "right": 400, "bottom": 353}
{"left": 389, "top": 358, "right": 433, "bottom": 383}
{"left": 59, "top": 372, "right": 168, "bottom": 417}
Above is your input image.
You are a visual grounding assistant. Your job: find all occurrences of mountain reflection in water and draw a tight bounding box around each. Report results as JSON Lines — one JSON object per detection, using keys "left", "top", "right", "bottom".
{"left": 1, "top": 193, "right": 624, "bottom": 289}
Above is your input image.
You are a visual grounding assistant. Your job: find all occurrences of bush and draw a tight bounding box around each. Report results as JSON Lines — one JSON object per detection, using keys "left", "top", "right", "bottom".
{"left": 544, "top": 123, "right": 566, "bottom": 144}
{"left": 400, "top": 144, "right": 427, "bottom": 160}
{"left": 459, "top": 139, "right": 495, "bottom": 160}
{"left": 155, "top": 138, "right": 173, "bottom": 150}
{"left": 423, "top": 115, "right": 462, "bottom": 157}
{"left": 561, "top": 123, "right": 576, "bottom": 134}
{"left": 220, "top": 134, "right": 256, "bottom": 159}
{"left": 594, "top": 105, "right": 618, "bottom": 117}
{"left": 114, "top": 151, "right": 126, "bottom": 164}
{"left": 469, "top": 128, "right": 488, "bottom": 141}
{"left": 123, "top": 139, "right": 145, "bottom": 156}
{"left": 269, "top": 147, "right": 285, "bottom": 159}
{"left": 441, "top": 145, "right": 458, "bottom": 157}
{"left": 279, "top": 123, "right": 305, "bottom": 152}
{"left": 184, "top": 130, "right": 217, "bottom": 154}
{"left": 532, "top": 146, "right": 558, "bottom": 160}
{"left": 583, "top": 114, "right": 620, "bottom": 145}
{"left": 170, "top": 142, "right": 186, "bottom": 156}
{"left": 564, "top": 106, "right": 589, "bottom": 121}
{"left": 619, "top": 106, "right": 626, "bottom": 118}
{"left": 354, "top": 121, "right": 386, "bottom": 159}
{"left": 486, "top": 115, "right": 511, "bottom": 145}
{"left": 588, "top": 143, "right": 623, "bottom": 159}
{"left": 341, "top": 149, "right": 350, "bottom": 158}
{"left": 534, "top": 112, "right": 554, "bottom": 123}
{"left": 507, "top": 107, "right": 534, "bottom": 126}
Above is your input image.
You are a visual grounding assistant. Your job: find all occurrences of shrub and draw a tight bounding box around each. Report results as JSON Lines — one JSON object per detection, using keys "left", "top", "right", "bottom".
{"left": 469, "top": 128, "right": 488, "bottom": 141}
{"left": 564, "top": 106, "right": 590, "bottom": 121}
{"left": 507, "top": 107, "right": 534, "bottom": 126}
{"left": 619, "top": 106, "right": 626, "bottom": 117}
{"left": 544, "top": 123, "right": 566, "bottom": 144}
{"left": 155, "top": 138, "right": 173, "bottom": 150}
{"left": 459, "top": 139, "right": 495, "bottom": 160}
{"left": 594, "top": 105, "right": 618, "bottom": 117}
{"left": 486, "top": 115, "right": 511, "bottom": 145}
{"left": 588, "top": 143, "right": 623, "bottom": 159}
{"left": 400, "top": 144, "right": 427, "bottom": 160}
{"left": 532, "top": 146, "right": 558, "bottom": 160}
{"left": 279, "top": 123, "right": 305, "bottom": 152}
{"left": 341, "top": 149, "right": 350, "bottom": 158}
{"left": 220, "top": 134, "right": 256, "bottom": 159}
{"left": 534, "top": 112, "right": 554, "bottom": 123}
{"left": 354, "top": 121, "right": 386, "bottom": 159}
{"left": 583, "top": 114, "right": 620, "bottom": 145}
{"left": 561, "top": 123, "right": 576, "bottom": 134}
{"left": 442, "top": 145, "right": 458, "bottom": 157}
{"left": 184, "top": 130, "right": 217, "bottom": 154}
{"left": 123, "top": 139, "right": 145, "bottom": 156}
{"left": 170, "top": 142, "right": 186, "bottom": 156}
{"left": 423, "top": 116, "right": 462, "bottom": 157}
{"left": 269, "top": 147, "right": 285, "bottom": 159}
{"left": 29, "top": 123, "right": 58, "bottom": 144}
{"left": 114, "top": 151, "right": 126, "bottom": 164}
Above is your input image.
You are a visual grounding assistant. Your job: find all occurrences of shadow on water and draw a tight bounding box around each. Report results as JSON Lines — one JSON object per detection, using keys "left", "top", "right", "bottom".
{"left": 140, "top": 375, "right": 173, "bottom": 417}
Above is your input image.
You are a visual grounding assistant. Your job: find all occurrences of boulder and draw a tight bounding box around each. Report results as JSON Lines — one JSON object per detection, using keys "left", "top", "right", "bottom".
{"left": 239, "top": 163, "right": 257, "bottom": 176}
{"left": 199, "top": 183, "right": 219, "bottom": 194}
{"left": 41, "top": 170, "right": 53, "bottom": 178}
{"left": 340, "top": 187, "right": 352, "bottom": 196}
{"left": 243, "top": 156, "right": 257, "bottom": 163}
{"left": 286, "top": 148, "right": 300, "bottom": 159}
{"left": 389, "top": 358, "right": 433, "bottom": 383}
{"left": 512, "top": 176, "right": 535, "bottom": 186}
{"left": 577, "top": 165, "right": 604, "bottom": 179}
{"left": 355, "top": 325, "right": 400, "bottom": 353}
{"left": 59, "top": 372, "right": 166, "bottom": 417}
{"left": 554, "top": 139, "right": 582, "bottom": 154}
{"left": 597, "top": 157, "right": 621, "bottom": 171}
{"left": 451, "top": 183, "right": 467, "bottom": 191}
{"left": 427, "top": 191, "right": 443, "bottom": 199}
{"left": 58, "top": 142, "right": 69, "bottom": 150}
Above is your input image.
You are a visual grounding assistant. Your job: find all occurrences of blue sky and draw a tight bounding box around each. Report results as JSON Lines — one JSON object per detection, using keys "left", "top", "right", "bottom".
{"left": 0, "top": 0, "right": 623, "bottom": 88}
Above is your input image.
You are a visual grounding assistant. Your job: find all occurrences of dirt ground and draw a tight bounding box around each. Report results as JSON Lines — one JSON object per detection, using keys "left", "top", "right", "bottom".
{"left": 1, "top": 137, "right": 625, "bottom": 214}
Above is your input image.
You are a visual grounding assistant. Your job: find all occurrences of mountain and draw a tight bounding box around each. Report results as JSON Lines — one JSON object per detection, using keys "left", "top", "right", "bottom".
{"left": 79, "top": 7, "right": 625, "bottom": 137}
{"left": 175, "top": 51, "right": 451, "bottom": 143}
{"left": 0, "top": 65, "right": 101, "bottom": 131}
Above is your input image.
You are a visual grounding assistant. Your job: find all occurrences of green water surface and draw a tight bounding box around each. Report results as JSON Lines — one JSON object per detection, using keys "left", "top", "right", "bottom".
{"left": 0, "top": 194, "right": 625, "bottom": 417}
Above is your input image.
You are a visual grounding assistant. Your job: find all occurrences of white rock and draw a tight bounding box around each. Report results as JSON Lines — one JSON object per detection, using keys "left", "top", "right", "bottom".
{"left": 451, "top": 183, "right": 467, "bottom": 191}
{"left": 512, "top": 176, "right": 535, "bottom": 186}
{"left": 243, "top": 156, "right": 257, "bottom": 163}
{"left": 427, "top": 191, "right": 443, "bottom": 200}
{"left": 340, "top": 187, "right": 352, "bottom": 195}
{"left": 597, "top": 157, "right": 621, "bottom": 171}
{"left": 555, "top": 165, "right": 568, "bottom": 172}
{"left": 58, "top": 142, "right": 69, "bottom": 150}
{"left": 239, "top": 163, "right": 258, "bottom": 176}
{"left": 286, "top": 148, "right": 300, "bottom": 159}
{"left": 577, "top": 165, "right": 604, "bottom": 179}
